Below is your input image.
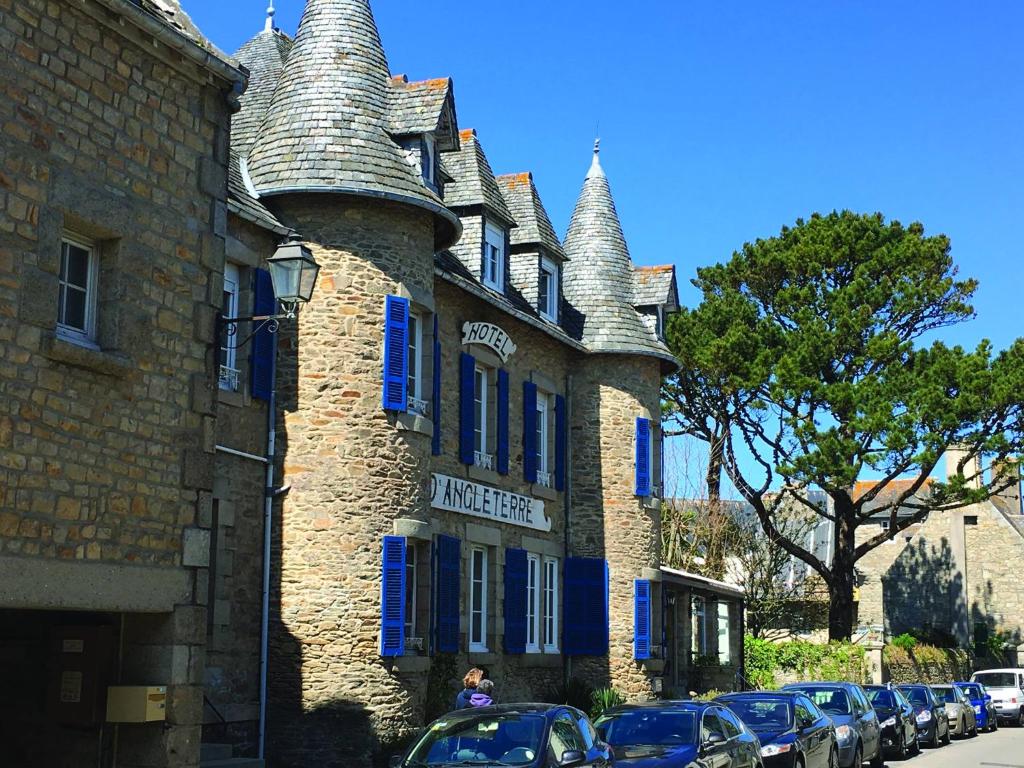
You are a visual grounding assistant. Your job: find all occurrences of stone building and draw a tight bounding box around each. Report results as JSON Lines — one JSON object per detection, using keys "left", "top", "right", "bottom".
{"left": 209, "top": 0, "right": 681, "bottom": 765}
{"left": 0, "top": 0, "right": 244, "bottom": 766}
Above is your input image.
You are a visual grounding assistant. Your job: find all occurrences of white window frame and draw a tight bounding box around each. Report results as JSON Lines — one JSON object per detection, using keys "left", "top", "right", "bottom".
{"left": 692, "top": 595, "right": 708, "bottom": 656}
{"left": 526, "top": 553, "right": 541, "bottom": 653}
{"left": 219, "top": 263, "right": 241, "bottom": 391}
{"left": 536, "top": 392, "right": 552, "bottom": 488}
{"left": 483, "top": 222, "right": 505, "bottom": 292}
{"left": 57, "top": 234, "right": 100, "bottom": 348}
{"left": 404, "top": 543, "right": 417, "bottom": 641}
{"left": 421, "top": 134, "right": 436, "bottom": 186}
{"left": 543, "top": 557, "right": 559, "bottom": 652}
{"left": 717, "top": 601, "right": 731, "bottom": 664}
{"left": 407, "top": 310, "right": 429, "bottom": 416}
{"left": 474, "top": 365, "right": 493, "bottom": 469}
{"left": 469, "top": 546, "right": 489, "bottom": 652}
{"left": 538, "top": 257, "right": 558, "bottom": 322}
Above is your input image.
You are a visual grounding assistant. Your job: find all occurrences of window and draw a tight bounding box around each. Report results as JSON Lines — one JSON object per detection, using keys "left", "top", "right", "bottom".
{"left": 536, "top": 393, "right": 552, "bottom": 487}
{"left": 549, "top": 712, "right": 586, "bottom": 762}
{"left": 57, "top": 235, "right": 99, "bottom": 347}
{"left": 483, "top": 222, "right": 505, "bottom": 291}
{"left": 717, "top": 601, "right": 731, "bottom": 664}
{"left": 473, "top": 365, "right": 494, "bottom": 469}
{"left": 407, "top": 310, "right": 428, "bottom": 416}
{"left": 692, "top": 595, "right": 708, "bottom": 656}
{"left": 965, "top": 515, "right": 979, "bottom": 526}
{"left": 421, "top": 134, "right": 436, "bottom": 187}
{"left": 219, "top": 263, "right": 241, "bottom": 391}
{"left": 718, "top": 707, "right": 742, "bottom": 739}
{"left": 404, "top": 543, "right": 418, "bottom": 643}
{"left": 526, "top": 554, "right": 541, "bottom": 652}
{"left": 879, "top": 519, "right": 891, "bottom": 531}
{"left": 538, "top": 258, "right": 558, "bottom": 322}
{"left": 701, "top": 711, "right": 725, "bottom": 743}
{"left": 469, "top": 546, "right": 488, "bottom": 651}
{"left": 543, "top": 557, "right": 559, "bottom": 652}
{"left": 655, "top": 307, "right": 665, "bottom": 338}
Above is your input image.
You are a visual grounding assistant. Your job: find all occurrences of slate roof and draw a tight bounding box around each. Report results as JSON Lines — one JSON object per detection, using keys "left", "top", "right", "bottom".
{"left": 634, "top": 265, "right": 678, "bottom": 309}
{"left": 140, "top": 0, "right": 221, "bottom": 54}
{"left": 442, "top": 130, "right": 516, "bottom": 226}
{"left": 496, "top": 173, "right": 565, "bottom": 258}
{"left": 388, "top": 76, "right": 458, "bottom": 149}
{"left": 227, "top": 151, "right": 288, "bottom": 234}
{"left": 561, "top": 144, "right": 676, "bottom": 366}
{"left": 245, "top": 0, "right": 460, "bottom": 249}
{"left": 233, "top": 25, "right": 293, "bottom": 157}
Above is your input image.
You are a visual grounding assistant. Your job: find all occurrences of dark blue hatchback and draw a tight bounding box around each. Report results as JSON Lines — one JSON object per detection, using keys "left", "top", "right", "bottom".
{"left": 594, "top": 701, "right": 762, "bottom": 767}
{"left": 718, "top": 692, "right": 837, "bottom": 768}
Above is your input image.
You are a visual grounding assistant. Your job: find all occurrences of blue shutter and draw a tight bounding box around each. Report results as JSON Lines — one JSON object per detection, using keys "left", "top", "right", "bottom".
{"left": 523, "top": 381, "right": 538, "bottom": 483}
{"left": 382, "top": 295, "right": 409, "bottom": 412}
{"left": 459, "top": 353, "right": 475, "bottom": 465}
{"left": 497, "top": 370, "right": 510, "bottom": 475}
{"left": 432, "top": 314, "right": 442, "bottom": 456}
{"left": 554, "top": 394, "right": 567, "bottom": 491}
{"left": 436, "top": 534, "right": 461, "bottom": 653}
{"left": 503, "top": 548, "right": 527, "bottom": 653}
{"left": 634, "top": 579, "right": 651, "bottom": 660}
{"left": 250, "top": 268, "right": 276, "bottom": 401}
{"left": 563, "top": 557, "right": 609, "bottom": 656}
{"left": 635, "top": 417, "right": 651, "bottom": 497}
{"left": 380, "top": 536, "right": 406, "bottom": 657}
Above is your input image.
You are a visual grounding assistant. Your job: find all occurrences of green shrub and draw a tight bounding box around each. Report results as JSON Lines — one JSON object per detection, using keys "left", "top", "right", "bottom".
{"left": 543, "top": 677, "right": 594, "bottom": 713}
{"left": 590, "top": 687, "right": 626, "bottom": 720}
{"left": 891, "top": 633, "right": 918, "bottom": 651}
{"left": 742, "top": 635, "right": 867, "bottom": 688}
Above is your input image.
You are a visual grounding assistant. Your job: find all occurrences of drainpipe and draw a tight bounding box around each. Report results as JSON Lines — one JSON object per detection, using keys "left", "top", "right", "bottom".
{"left": 257, "top": 331, "right": 279, "bottom": 760}
{"left": 563, "top": 374, "right": 573, "bottom": 690}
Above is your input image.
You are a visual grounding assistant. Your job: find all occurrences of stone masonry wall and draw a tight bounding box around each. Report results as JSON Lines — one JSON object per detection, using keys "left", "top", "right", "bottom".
{"left": 570, "top": 354, "right": 663, "bottom": 699}
{"left": 962, "top": 502, "right": 1024, "bottom": 641}
{"left": 0, "top": 1, "right": 237, "bottom": 766}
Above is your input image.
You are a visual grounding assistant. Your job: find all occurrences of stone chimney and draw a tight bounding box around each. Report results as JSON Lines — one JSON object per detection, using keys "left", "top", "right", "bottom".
{"left": 945, "top": 446, "right": 982, "bottom": 489}
{"left": 993, "top": 459, "right": 1023, "bottom": 515}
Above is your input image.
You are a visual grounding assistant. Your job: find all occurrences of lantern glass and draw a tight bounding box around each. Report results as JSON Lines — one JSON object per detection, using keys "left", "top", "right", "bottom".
{"left": 267, "top": 237, "right": 319, "bottom": 305}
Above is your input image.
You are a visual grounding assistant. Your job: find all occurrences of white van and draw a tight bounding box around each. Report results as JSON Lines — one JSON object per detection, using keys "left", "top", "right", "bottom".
{"left": 971, "top": 669, "right": 1024, "bottom": 726}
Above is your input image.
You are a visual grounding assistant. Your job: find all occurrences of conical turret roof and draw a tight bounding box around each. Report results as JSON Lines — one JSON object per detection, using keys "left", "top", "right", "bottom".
{"left": 246, "top": 0, "right": 460, "bottom": 248}
{"left": 233, "top": 12, "right": 292, "bottom": 157}
{"left": 562, "top": 142, "right": 675, "bottom": 363}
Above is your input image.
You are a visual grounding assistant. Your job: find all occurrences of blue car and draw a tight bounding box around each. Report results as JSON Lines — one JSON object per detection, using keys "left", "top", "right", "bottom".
{"left": 718, "top": 692, "right": 838, "bottom": 768}
{"left": 955, "top": 681, "right": 998, "bottom": 732}
{"left": 594, "top": 701, "right": 763, "bottom": 767}
{"left": 782, "top": 683, "right": 883, "bottom": 768}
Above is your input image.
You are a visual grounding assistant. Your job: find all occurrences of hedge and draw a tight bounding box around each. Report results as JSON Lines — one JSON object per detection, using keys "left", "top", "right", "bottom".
{"left": 883, "top": 643, "right": 971, "bottom": 684}
{"left": 745, "top": 636, "right": 867, "bottom": 689}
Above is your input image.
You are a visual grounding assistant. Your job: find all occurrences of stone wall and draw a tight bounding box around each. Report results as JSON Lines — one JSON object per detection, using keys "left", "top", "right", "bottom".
{"left": 962, "top": 502, "right": 1024, "bottom": 642}
{"left": 0, "top": 1, "right": 238, "bottom": 765}
{"left": 569, "top": 354, "right": 662, "bottom": 699}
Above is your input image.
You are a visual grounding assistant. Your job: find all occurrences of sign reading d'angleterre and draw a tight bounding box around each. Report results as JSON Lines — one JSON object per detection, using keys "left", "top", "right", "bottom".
{"left": 430, "top": 473, "right": 550, "bottom": 532}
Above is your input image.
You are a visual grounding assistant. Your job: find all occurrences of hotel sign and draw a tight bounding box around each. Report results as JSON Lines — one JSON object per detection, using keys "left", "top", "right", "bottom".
{"left": 462, "top": 322, "right": 517, "bottom": 363}
{"left": 430, "top": 473, "right": 550, "bottom": 532}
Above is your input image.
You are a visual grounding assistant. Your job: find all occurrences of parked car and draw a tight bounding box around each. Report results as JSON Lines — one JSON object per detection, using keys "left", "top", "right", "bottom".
{"left": 594, "top": 700, "right": 763, "bottom": 767}
{"left": 931, "top": 684, "right": 978, "bottom": 738}
{"left": 391, "top": 703, "right": 612, "bottom": 767}
{"left": 895, "top": 684, "right": 950, "bottom": 748}
{"left": 717, "top": 691, "right": 838, "bottom": 768}
{"left": 781, "top": 683, "right": 882, "bottom": 768}
{"left": 863, "top": 685, "right": 919, "bottom": 759}
{"left": 954, "top": 681, "right": 998, "bottom": 732}
{"left": 971, "top": 668, "right": 1024, "bottom": 727}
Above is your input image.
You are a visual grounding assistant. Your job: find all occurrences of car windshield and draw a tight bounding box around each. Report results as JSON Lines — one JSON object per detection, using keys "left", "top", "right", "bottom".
{"left": 788, "top": 688, "right": 851, "bottom": 715}
{"left": 898, "top": 687, "right": 930, "bottom": 707}
{"left": 867, "top": 689, "right": 896, "bottom": 708}
{"left": 931, "top": 688, "right": 957, "bottom": 704}
{"left": 722, "top": 699, "right": 792, "bottom": 731}
{"left": 957, "top": 684, "right": 982, "bottom": 699}
{"left": 594, "top": 709, "right": 698, "bottom": 747}
{"left": 405, "top": 713, "right": 546, "bottom": 766}
{"left": 974, "top": 672, "right": 1019, "bottom": 688}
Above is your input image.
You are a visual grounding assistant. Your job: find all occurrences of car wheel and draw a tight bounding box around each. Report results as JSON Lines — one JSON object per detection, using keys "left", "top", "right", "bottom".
{"left": 942, "top": 721, "right": 951, "bottom": 745}
{"left": 911, "top": 732, "right": 921, "bottom": 755}
{"left": 852, "top": 743, "right": 863, "bottom": 767}
{"left": 869, "top": 742, "right": 884, "bottom": 768}
{"left": 1018, "top": 709, "right": 1024, "bottom": 728}
{"left": 829, "top": 746, "right": 839, "bottom": 768}
{"left": 928, "top": 722, "right": 940, "bottom": 748}
{"left": 895, "top": 730, "right": 908, "bottom": 760}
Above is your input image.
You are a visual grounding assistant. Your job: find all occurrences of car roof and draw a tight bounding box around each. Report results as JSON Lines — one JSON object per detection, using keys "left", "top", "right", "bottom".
{"left": 718, "top": 692, "right": 800, "bottom": 700}
{"left": 435, "top": 703, "right": 569, "bottom": 722}
{"left": 974, "top": 668, "right": 1024, "bottom": 674}
{"left": 601, "top": 700, "right": 712, "bottom": 715}
{"left": 930, "top": 684, "right": 953, "bottom": 688}
{"left": 783, "top": 682, "right": 858, "bottom": 689}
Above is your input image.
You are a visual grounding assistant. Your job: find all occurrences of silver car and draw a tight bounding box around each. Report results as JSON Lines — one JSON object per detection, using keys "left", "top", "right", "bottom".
{"left": 972, "top": 669, "right": 1024, "bottom": 726}
{"left": 930, "top": 685, "right": 978, "bottom": 738}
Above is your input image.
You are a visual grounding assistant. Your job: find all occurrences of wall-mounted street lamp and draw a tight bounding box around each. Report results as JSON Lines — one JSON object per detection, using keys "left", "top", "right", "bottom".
{"left": 220, "top": 232, "right": 320, "bottom": 343}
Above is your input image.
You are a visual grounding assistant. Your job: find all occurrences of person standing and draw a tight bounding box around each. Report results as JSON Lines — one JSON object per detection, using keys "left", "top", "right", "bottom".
{"left": 454, "top": 668, "right": 484, "bottom": 710}
{"left": 470, "top": 679, "right": 495, "bottom": 708}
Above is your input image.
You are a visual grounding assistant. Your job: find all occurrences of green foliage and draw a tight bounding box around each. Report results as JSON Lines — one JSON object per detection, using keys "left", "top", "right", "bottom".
{"left": 986, "top": 627, "right": 1018, "bottom": 658}
{"left": 663, "top": 211, "right": 1024, "bottom": 639}
{"left": 891, "top": 632, "right": 918, "bottom": 651}
{"left": 590, "top": 687, "right": 626, "bottom": 720}
{"left": 743, "top": 634, "right": 867, "bottom": 689}
{"left": 691, "top": 689, "right": 729, "bottom": 702}
{"left": 884, "top": 643, "right": 972, "bottom": 684}
{"left": 543, "top": 677, "right": 595, "bottom": 713}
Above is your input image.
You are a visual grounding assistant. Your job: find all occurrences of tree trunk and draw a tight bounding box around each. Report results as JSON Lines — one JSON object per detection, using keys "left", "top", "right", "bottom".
{"left": 827, "top": 500, "right": 858, "bottom": 641}
{"left": 706, "top": 431, "right": 724, "bottom": 505}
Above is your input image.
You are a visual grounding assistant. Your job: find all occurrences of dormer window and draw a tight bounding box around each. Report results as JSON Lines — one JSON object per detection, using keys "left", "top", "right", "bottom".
{"left": 538, "top": 257, "right": 558, "bottom": 322}
{"left": 483, "top": 222, "right": 505, "bottom": 292}
{"left": 421, "top": 134, "right": 437, "bottom": 189}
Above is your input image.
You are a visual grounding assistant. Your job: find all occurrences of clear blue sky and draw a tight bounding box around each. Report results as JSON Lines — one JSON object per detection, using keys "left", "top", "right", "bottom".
{"left": 187, "top": 1, "right": 1022, "bottom": 494}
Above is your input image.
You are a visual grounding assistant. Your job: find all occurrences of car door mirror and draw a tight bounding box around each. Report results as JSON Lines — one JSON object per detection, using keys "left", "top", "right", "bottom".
{"left": 703, "top": 732, "right": 726, "bottom": 749}
{"left": 984, "top": 694, "right": 992, "bottom": 703}
{"left": 558, "top": 750, "right": 586, "bottom": 767}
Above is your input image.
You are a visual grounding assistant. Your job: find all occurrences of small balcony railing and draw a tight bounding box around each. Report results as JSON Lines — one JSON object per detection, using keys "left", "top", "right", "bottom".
{"left": 536, "top": 471, "right": 553, "bottom": 489}
{"left": 219, "top": 364, "right": 240, "bottom": 392}
{"left": 474, "top": 451, "right": 494, "bottom": 471}
{"left": 408, "top": 396, "right": 430, "bottom": 417}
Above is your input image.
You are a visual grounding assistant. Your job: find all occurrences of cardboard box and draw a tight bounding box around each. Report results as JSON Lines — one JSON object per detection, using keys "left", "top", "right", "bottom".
{"left": 105, "top": 686, "right": 167, "bottom": 723}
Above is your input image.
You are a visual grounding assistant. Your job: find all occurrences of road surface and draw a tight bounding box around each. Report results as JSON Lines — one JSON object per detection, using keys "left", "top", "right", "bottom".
{"left": 879, "top": 726, "right": 1024, "bottom": 768}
